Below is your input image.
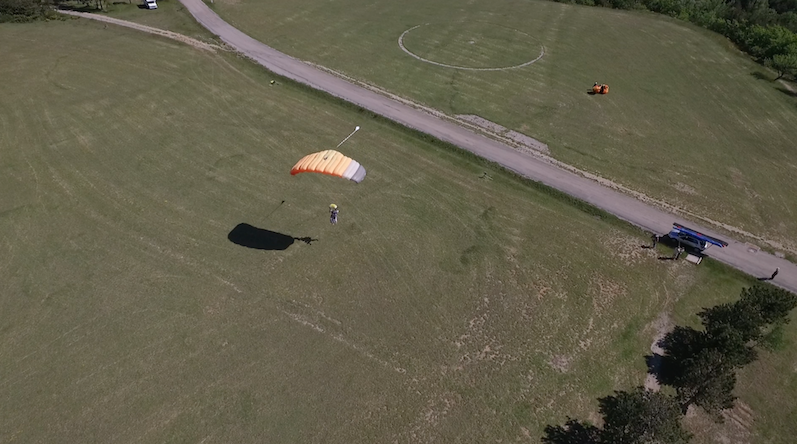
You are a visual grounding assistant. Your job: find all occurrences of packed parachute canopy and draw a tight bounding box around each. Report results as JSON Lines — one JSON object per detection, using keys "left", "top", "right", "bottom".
{"left": 592, "top": 82, "right": 609, "bottom": 94}
{"left": 290, "top": 150, "right": 366, "bottom": 183}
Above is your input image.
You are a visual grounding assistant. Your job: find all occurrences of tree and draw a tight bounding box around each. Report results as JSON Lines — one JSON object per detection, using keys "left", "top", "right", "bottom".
{"left": 700, "top": 285, "right": 797, "bottom": 342}
{"left": 745, "top": 24, "right": 797, "bottom": 60}
{"left": 599, "top": 387, "right": 691, "bottom": 444}
{"left": 541, "top": 418, "right": 601, "bottom": 444}
{"left": 657, "top": 285, "right": 797, "bottom": 416}
{"left": 0, "top": 0, "right": 45, "bottom": 20}
{"left": 668, "top": 348, "right": 737, "bottom": 416}
{"left": 658, "top": 325, "right": 753, "bottom": 384}
{"left": 658, "top": 326, "right": 710, "bottom": 386}
{"left": 741, "top": 285, "right": 797, "bottom": 324}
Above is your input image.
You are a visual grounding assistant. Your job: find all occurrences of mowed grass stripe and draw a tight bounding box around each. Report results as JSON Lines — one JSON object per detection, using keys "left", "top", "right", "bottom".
{"left": 0, "top": 19, "right": 792, "bottom": 444}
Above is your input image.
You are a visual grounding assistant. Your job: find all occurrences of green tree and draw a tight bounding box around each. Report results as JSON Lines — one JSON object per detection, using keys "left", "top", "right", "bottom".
{"left": 599, "top": 387, "right": 691, "bottom": 444}
{"left": 541, "top": 418, "right": 601, "bottom": 444}
{"left": 668, "top": 348, "right": 737, "bottom": 416}
{"left": 658, "top": 325, "right": 753, "bottom": 385}
{"left": 658, "top": 326, "right": 710, "bottom": 386}
{"left": 657, "top": 285, "right": 797, "bottom": 417}
{"left": 700, "top": 285, "right": 797, "bottom": 342}
{"left": 0, "top": 0, "right": 57, "bottom": 22}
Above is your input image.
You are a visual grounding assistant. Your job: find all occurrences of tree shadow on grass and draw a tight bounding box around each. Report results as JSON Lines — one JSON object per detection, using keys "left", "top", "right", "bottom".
{"left": 542, "top": 418, "right": 601, "bottom": 444}
{"left": 645, "top": 353, "right": 664, "bottom": 384}
{"left": 750, "top": 71, "right": 771, "bottom": 81}
{"left": 57, "top": 4, "right": 101, "bottom": 12}
{"left": 228, "top": 223, "right": 317, "bottom": 250}
{"left": 644, "top": 351, "right": 683, "bottom": 389}
{"left": 776, "top": 86, "right": 797, "bottom": 98}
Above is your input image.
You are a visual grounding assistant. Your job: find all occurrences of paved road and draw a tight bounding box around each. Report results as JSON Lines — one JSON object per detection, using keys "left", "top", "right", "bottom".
{"left": 179, "top": 0, "right": 796, "bottom": 293}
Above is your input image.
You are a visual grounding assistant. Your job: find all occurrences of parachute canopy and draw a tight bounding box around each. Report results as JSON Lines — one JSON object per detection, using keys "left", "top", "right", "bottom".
{"left": 592, "top": 83, "right": 609, "bottom": 94}
{"left": 291, "top": 150, "right": 366, "bottom": 183}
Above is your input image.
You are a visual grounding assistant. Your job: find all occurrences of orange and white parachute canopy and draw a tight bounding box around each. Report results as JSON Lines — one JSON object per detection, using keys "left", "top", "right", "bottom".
{"left": 290, "top": 150, "right": 366, "bottom": 183}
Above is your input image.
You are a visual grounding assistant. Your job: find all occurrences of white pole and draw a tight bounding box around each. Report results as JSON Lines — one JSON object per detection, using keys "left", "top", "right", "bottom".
{"left": 336, "top": 126, "right": 360, "bottom": 149}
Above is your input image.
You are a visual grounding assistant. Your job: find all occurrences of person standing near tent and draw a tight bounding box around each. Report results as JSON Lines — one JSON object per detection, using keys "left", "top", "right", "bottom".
{"left": 329, "top": 204, "right": 339, "bottom": 225}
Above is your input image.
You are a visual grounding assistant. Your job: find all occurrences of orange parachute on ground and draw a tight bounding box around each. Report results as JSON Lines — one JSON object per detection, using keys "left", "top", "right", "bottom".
{"left": 290, "top": 150, "right": 366, "bottom": 183}
{"left": 592, "top": 83, "right": 609, "bottom": 94}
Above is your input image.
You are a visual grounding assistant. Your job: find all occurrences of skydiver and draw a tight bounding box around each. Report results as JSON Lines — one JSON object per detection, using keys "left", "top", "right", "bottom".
{"left": 330, "top": 207, "right": 339, "bottom": 225}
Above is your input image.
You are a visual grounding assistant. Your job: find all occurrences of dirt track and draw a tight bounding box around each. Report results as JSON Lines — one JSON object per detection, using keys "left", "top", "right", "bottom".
{"left": 74, "top": 2, "right": 797, "bottom": 293}
{"left": 57, "top": 9, "right": 222, "bottom": 51}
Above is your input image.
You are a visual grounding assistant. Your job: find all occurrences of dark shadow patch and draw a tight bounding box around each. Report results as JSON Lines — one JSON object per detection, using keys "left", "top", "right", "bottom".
{"left": 294, "top": 236, "right": 316, "bottom": 245}
{"left": 228, "top": 223, "right": 316, "bottom": 250}
{"left": 344, "top": 222, "right": 363, "bottom": 235}
{"left": 644, "top": 353, "right": 663, "bottom": 385}
{"left": 645, "top": 353, "right": 661, "bottom": 373}
{"left": 776, "top": 86, "right": 797, "bottom": 98}
{"left": 750, "top": 71, "right": 771, "bottom": 81}
{"left": 59, "top": 5, "right": 101, "bottom": 11}
{"left": 479, "top": 206, "right": 496, "bottom": 221}
{"left": 460, "top": 245, "right": 481, "bottom": 265}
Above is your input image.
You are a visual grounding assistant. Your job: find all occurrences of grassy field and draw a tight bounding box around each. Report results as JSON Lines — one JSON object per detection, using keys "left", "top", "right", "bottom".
{"left": 0, "top": 19, "right": 794, "bottom": 443}
{"left": 207, "top": 0, "right": 797, "bottom": 253}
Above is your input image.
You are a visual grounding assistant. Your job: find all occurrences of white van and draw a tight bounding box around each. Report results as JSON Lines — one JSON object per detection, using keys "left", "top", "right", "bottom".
{"left": 144, "top": 0, "right": 157, "bottom": 9}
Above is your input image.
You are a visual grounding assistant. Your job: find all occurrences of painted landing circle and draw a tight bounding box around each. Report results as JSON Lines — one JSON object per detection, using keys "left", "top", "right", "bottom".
{"left": 398, "top": 24, "right": 545, "bottom": 71}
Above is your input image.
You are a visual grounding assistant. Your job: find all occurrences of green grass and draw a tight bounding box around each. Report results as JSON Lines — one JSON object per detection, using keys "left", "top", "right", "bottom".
{"left": 0, "top": 19, "right": 794, "bottom": 443}
{"left": 209, "top": 0, "right": 797, "bottom": 254}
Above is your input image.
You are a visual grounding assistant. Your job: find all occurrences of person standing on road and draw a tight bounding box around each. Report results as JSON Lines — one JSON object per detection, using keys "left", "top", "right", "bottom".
{"left": 771, "top": 267, "right": 779, "bottom": 280}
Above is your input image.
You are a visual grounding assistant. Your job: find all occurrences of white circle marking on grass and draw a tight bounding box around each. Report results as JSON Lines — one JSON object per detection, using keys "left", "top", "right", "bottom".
{"left": 398, "top": 24, "right": 545, "bottom": 71}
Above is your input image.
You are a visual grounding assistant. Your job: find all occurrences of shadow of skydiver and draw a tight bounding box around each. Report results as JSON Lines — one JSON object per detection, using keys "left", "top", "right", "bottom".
{"left": 227, "top": 223, "right": 317, "bottom": 250}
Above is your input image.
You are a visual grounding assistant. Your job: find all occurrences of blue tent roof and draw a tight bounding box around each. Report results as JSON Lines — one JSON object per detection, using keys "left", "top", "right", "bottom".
{"left": 670, "top": 223, "right": 728, "bottom": 248}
